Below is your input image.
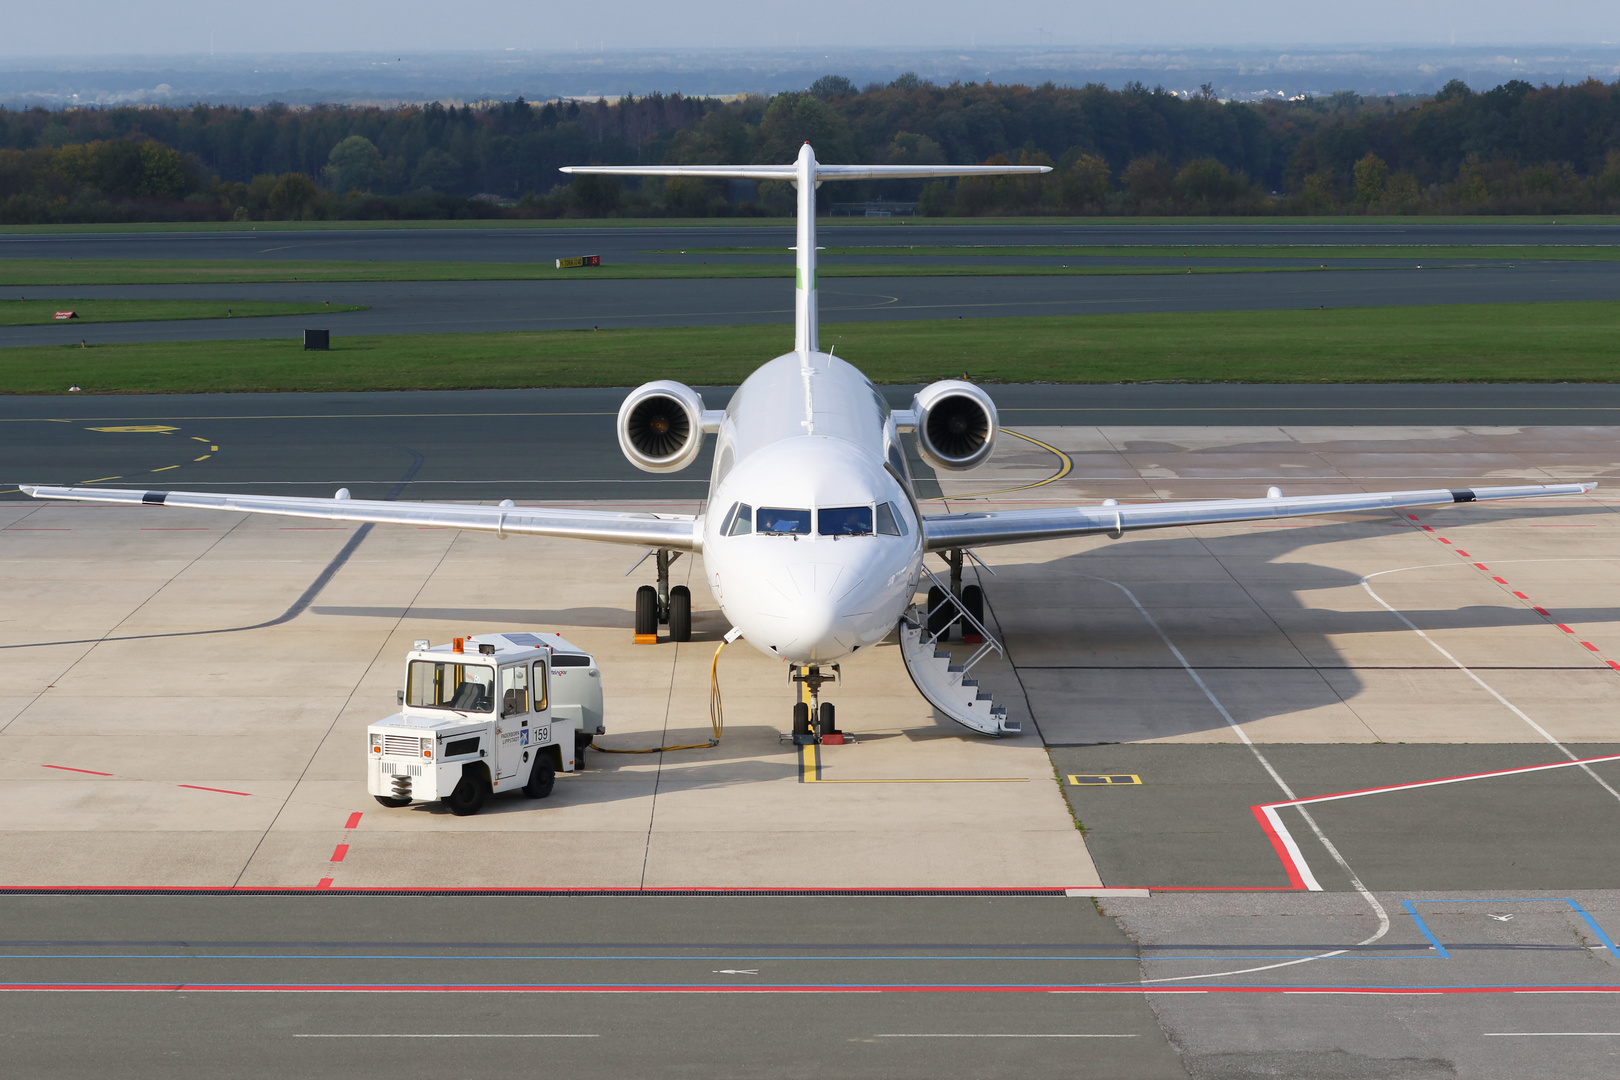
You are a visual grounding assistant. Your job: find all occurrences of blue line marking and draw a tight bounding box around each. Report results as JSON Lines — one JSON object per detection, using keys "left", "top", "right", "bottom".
{"left": 1401, "top": 901, "right": 1452, "bottom": 959}
{"left": 1403, "top": 898, "right": 1620, "bottom": 963}
{"left": 1567, "top": 900, "right": 1620, "bottom": 958}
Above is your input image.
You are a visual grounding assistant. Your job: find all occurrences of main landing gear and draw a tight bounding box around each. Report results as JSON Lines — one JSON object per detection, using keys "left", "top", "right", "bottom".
{"left": 634, "top": 549, "right": 691, "bottom": 644}
{"left": 789, "top": 663, "right": 842, "bottom": 745}
{"left": 925, "top": 549, "right": 984, "bottom": 644}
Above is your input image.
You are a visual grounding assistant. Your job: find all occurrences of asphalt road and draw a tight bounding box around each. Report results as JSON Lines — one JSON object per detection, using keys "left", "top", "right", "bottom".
{"left": 8, "top": 383, "right": 1620, "bottom": 503}
{"left": 4, "top": 262, "right": 1619, "bottom": 346}
{"left": 5, "top": 219, "right": 1620, "bottom": 263}
{"left": 3, "top": 888, "right": 1616, "bottom": 1079}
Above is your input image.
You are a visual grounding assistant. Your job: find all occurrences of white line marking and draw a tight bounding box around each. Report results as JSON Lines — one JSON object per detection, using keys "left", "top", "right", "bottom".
{"left": 874, "top": 1033, "right": 1138, "bottom": 1038}
{"left": 1091, "top": 577, "right": 1391, "bottom": 981}
{"left": 1362, "top": 560, "right": 1620, "bottom": 805}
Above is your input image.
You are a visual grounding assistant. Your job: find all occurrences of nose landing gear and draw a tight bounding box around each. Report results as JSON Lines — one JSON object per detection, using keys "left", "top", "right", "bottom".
{"left": 789, "top": 663, "right": 842, "bottom": 745}
{"left": 633, "top": 549, "right": 692, "bottom": 644}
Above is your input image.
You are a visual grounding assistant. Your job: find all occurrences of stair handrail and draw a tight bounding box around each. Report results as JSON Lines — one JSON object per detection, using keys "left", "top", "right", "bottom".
{"left": 913, "top": 563, "right": 1004, "bottom": 675}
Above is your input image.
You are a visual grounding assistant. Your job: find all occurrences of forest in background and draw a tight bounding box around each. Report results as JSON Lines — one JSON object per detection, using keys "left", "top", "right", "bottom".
{"left": 1, "top": 74, "right": 1619, "bottom": 224}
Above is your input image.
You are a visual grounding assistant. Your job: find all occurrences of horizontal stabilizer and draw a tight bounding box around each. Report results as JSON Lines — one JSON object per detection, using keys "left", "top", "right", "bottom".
{"left": 560, "top": 163, "right": 1050, "bottom": 181}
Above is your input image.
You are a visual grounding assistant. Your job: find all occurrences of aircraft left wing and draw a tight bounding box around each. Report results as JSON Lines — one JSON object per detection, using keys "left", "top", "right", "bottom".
{"left": 19, "top": 486, "right": 701, "bottom": 550}
{"left": 921, "top": 483, "right": 1595, "bottom": 552}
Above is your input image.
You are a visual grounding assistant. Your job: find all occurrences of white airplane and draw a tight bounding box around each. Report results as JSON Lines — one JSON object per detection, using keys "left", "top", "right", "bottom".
{"left": 23, "top": 144, "right": 1594, "bottom": 740}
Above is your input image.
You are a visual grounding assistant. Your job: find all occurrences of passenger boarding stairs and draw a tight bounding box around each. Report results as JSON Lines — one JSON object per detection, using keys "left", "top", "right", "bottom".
{"left": 897, "top": 566, "right": 1020, "bottom": 736}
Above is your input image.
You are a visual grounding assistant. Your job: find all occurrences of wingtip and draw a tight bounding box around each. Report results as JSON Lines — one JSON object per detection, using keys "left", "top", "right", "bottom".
{"left": 18, "top": 484, "right": 37, "bottom": 497}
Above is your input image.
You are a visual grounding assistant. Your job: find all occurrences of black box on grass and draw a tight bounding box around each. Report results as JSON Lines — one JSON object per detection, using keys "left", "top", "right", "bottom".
{"left": 304, "top": 329, "right": 330, "bottom": 350}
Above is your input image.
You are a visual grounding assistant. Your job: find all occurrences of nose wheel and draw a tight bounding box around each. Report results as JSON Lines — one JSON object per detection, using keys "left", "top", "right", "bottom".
{"left": 789, "top": 664, "right": 841, "bottom": 744}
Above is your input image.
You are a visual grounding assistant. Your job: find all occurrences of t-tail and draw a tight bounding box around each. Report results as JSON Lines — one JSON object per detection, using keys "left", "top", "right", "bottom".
{"left": 560, "top": 144, "right": 1049, "bottom": 353}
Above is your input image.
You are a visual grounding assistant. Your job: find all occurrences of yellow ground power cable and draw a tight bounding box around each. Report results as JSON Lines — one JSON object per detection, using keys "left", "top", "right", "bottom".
{"left": 589, "top": 638, "right": 728, "bottom": 754}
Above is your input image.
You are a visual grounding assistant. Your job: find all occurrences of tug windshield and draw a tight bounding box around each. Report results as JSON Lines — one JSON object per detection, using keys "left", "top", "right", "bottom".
{"left": 407, "top": 661, "right": 495, "bottom": 712}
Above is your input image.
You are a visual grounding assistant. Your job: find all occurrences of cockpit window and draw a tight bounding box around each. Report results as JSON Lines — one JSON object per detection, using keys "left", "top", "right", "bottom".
{"left": 757, "top": 508, "right": 811, "bottom": 535}
{"left": 819, "top": 506, "right": 873, "bottom": 536}
{"left": 876, "top": 501, "right": 907, "bottom": 536}
{"left": 723, "top": 502, "right": 753, "bottom": 536}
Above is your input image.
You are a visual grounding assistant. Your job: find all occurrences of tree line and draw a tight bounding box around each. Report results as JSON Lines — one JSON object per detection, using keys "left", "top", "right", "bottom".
{"left": 1, "top": 74, "right": 1618, "bottom": 224}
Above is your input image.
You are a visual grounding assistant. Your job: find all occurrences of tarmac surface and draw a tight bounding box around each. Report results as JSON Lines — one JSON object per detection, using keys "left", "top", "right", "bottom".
{"left": 5, "top": 263, "right": 1619, "bottom": 346}
{"left": 4, "top": 389, "right": 1620, "bottom": 1076}
{"left": 4, "top": 219, "right": 1618, "bottom": 346}
{"left": 5, "top": 219, "right": 1620, "bottom": 262}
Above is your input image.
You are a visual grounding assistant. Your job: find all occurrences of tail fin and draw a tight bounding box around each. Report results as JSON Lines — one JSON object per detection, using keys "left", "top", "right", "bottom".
{"left": 561, "top": 147, "right": 1049, "bottom": 354}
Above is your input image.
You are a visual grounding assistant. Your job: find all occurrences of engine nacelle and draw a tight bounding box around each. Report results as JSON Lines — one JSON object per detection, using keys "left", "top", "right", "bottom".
{"left": 617, "top": 381, "right": 709, "bottom": 473}
{"left": 910, "top": 380, "right": 999, "bottom": 472}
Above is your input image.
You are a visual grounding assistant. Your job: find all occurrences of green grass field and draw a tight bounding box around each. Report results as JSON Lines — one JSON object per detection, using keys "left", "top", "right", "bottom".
{"left": 0, "top": 259, "right": 1318, "bottom": 286}
{"left": 3, "top": 301, "right": 1615, "bottom": 394}
{"left": 0, "top": 299, "right": 366, "bottom": 326}
{"left": 673, "top": 244, "right": 1620, "bottom": 261}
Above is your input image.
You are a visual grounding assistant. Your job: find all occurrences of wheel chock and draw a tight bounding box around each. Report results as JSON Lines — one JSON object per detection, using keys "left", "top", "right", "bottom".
{"left": 633, "top": 633, "right": 658, "bottom": 645}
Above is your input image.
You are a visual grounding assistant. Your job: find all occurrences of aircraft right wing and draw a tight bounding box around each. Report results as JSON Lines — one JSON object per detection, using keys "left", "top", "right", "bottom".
{"left": 19, "top": 485, "right": 701, "bottom": 550}
{"left": 921, "top": 483, "right": 1596, "bottom": 552}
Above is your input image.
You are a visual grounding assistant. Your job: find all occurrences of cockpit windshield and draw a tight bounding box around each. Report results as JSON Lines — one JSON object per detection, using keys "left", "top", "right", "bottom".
{"left": 819, "top": 506, "right": 873, "bottom": 536}
{"left": 757, "top": 508, "right": 811, "bottom": 535}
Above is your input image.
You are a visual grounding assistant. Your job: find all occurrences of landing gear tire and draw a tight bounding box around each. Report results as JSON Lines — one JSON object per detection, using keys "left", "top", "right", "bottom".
{"left": 524, "top": 759, "right": 556, "bottom": 799}
{"left": 446, "top": 773, "right": 490, "bottom": 816}
{"left": 962, "top": 584, "right": 984, "bottom": 626}
{"left": 669, "top": 585, "right": 692, "bottom": 642}
{"left": 373, "top": 795, "right": 411, "bottom": 808}
{"left": 635, "top": 584, "right": 659, "bottom": 638}
{"left": 817, "top": 702, "right": 837, "bottom": 737}
{"left": 926, "top": 585, "right": 952, "bottom": 640}
{"left": 792, "top": 701, "right": 811, "bottom": 741}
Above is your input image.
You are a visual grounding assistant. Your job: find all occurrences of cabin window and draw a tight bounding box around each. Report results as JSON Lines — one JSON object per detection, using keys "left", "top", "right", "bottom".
{"left": 723, "top": 502, "right": 753, "bottom": 536}
{"left": 757, "top": 508, "right": 811, "bottom": 535}
{"left": 407, "top": 661, "right": 494, "bottom": 713}
{"left": 819, "top": 506, "right": 873, "bottom": 536}
{"left": 876, "top": 501, "right": 907, "bottom": 536}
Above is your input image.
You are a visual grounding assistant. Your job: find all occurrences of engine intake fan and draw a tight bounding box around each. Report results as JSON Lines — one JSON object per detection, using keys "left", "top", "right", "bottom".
{"left": 617, "top": 380, "right": 711, "bottom": 473}
{"left": 911, "top": 380, "right": 999, "bottom": 471}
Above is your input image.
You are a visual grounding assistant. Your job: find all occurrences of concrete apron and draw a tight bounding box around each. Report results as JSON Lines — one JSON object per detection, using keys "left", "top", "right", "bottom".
{"left": 0, "top": 496, "right": 1095, "bottom": 890}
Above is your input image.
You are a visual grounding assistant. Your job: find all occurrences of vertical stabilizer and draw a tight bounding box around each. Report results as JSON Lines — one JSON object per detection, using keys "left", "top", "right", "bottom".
{"left": 794, "top": 143, "right": 818, "bottom": 354}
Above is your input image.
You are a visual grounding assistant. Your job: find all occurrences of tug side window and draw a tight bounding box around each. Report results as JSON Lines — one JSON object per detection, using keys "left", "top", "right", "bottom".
{"left": 533, "top": 661, "right": 549, "bottom": 712}
{"left": 500, "top": 665, "right": 530, "bottom": 716}
{"left": 407, "top": 661, "right": 494, "bottom": 713}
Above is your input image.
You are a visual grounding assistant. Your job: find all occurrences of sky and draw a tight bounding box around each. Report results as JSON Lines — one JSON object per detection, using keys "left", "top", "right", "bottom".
{"left": 0, "top": 0, "right": 1616, "bottom": 57}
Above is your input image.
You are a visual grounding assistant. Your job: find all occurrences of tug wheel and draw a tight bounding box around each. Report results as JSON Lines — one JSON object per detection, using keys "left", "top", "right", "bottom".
{"left": 524, "top": 759, "right": 556, "bottom": 799}
{"left": 373, "top": 795, "right": 412, "bottom": 808}
{"left": 446, "top": 773, "right": 490, "bottom": 816}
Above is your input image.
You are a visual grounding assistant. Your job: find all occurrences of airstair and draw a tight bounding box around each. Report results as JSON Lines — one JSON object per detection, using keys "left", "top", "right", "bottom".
{"left": 897, "top": 566, "right": 1020, "bottom": 736}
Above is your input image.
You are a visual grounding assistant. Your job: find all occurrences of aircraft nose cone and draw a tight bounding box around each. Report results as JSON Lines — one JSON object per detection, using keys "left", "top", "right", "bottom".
{"left": 772, "top": 562, "right": 863, "bottom": 661}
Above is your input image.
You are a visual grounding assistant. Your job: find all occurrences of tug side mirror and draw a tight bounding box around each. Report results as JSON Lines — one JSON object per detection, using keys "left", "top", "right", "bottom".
{"left": 397, "top": 690, "right": 405, "bottom": 705}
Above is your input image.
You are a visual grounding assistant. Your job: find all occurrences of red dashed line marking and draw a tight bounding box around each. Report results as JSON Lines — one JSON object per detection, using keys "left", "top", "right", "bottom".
{"left": 330, "top": 844, "right": 349, "bottom": 863}
{"left": 316, "top": 878, "right": 334, "bottom": 890}
{"left": 177, "top": 784, "right": 252, "bottom": 796}
{"left": 1409, "top": 511, "right": 1618, "bottom": 674}
{"left": 41, "top": 765, "right": 113, "bottom": 776}
{"left": 345, "top": 812, "right": 363, "bottom": 829}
